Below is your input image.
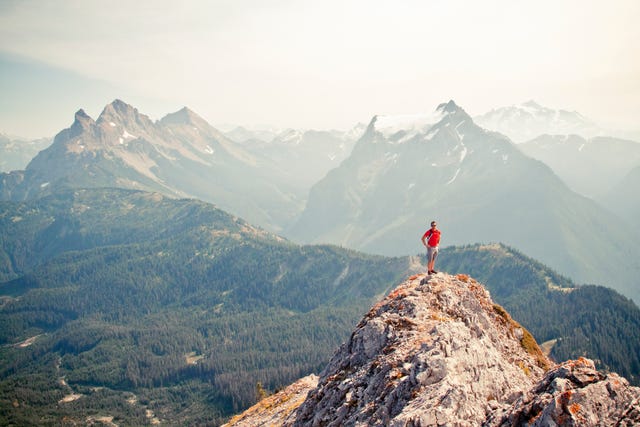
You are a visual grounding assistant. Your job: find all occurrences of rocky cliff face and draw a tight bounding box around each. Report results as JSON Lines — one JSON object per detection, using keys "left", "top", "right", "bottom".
{"left": 225, "top": 273, "right": 640, "bottom": 426}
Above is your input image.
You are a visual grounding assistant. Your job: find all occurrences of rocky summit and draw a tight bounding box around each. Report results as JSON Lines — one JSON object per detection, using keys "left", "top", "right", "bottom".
{"left": 225, "top": 273, "right": 640, "bottom": 426}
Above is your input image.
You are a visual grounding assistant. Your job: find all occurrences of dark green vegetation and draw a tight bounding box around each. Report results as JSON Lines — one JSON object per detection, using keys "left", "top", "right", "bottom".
{"left": 1, "top": 188, "right": 639, "bottom": 425}
{"left": 0, "top": 188, "right": 410, "bottom": 425}
{"left": 438, "top": 244, "right": 640, "bottom": 385}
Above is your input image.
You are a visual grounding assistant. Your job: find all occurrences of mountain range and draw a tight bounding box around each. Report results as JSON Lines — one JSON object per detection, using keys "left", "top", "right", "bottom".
{"left": 288, "top": 101, "right": 640, "bottom": 301}
{"left": 1, "top": 187, "right": 640, "bottom": 425}
{"left": 475, "top": 100, "right": 640, "bottom": 143}
{"left": 0, "top": 100, "right": 368, "bottom": 235}
{"left": 0, "top": 133, "right": 51, "bottom": 173}
{"left": 518, "top": 134, "right": 640, "bottom": 199}
{"left": 228, "top": 127, "right": 360, "bottom": 190}
{"left": 601, "top": 164, "right": 640, "bottom": 227}
{"left": 474, "top": 100, "right": 605, "bottom": 143}
{"left": 0, "top": 100, "right": 307, "bottom": 233}
{"left": 2, "top": 99, "right": 639, "bottom": 301}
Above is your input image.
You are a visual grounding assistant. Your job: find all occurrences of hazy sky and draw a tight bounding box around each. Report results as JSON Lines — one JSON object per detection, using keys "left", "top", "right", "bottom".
{"left": 1, "top": 0, "right": 638, "bottom": 138}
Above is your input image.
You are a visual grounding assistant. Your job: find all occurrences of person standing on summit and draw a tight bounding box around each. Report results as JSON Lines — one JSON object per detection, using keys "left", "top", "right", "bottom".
{"left": 421, "top": 221, "right": 441, "bottom": 275}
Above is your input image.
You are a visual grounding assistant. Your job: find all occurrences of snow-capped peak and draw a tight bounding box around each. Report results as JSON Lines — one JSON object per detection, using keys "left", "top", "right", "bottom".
{"left": 372, "top": 110, "right": 445, "bottom": 139}
{"left": 274, "top": 129, "right": 304, "bottom": 145}
{"left": 370, "top": 100, "right": 468, "bottom": 142}
{"left": 475, "top": 100, "right": 602, "bottom": 143}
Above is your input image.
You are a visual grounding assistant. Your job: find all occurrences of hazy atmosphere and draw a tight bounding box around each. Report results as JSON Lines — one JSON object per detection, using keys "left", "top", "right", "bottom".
{"left": 1, "top": 0, "right": 638, "bottom": 138}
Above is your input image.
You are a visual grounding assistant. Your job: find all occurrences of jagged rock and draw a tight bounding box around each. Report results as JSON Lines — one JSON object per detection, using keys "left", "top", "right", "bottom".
{"left": 222, "top": 375, "right": 318, "bottom": 427}
{"left": 288, "top": 273, "right": 550, "bottom": 426}
{"left": 225, "top": 273, "right": 640, "bottom": 426}
{"left": 488, "top": 357, "right": 640, "bottom": 426}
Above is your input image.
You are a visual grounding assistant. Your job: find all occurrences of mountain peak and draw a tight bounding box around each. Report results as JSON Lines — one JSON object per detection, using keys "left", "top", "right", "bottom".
{"left": 69, "top": 109, "right": 96, "bottom": 136}
{"left": 227, "top": 273, "right": 640, "bottom": 426}
{"left": 73, "top": 108, "right": 93, "bottom": 123}
{"left": 100, "top": 99, "right": 137, "bottom": 119}
{"left": 159, "top": 106, "right": 207, "bottom": 127}
{"left": 475, "top": 101, "right": 601, "bottom": 142}
{"left": 365, "top": 100, "right": 471, "bottom": 140}
{"left": 97, "top": 99, "right": 153, "bottom": 130}
{"left": 436, "top": 99, "right": 462, "bottom": 114}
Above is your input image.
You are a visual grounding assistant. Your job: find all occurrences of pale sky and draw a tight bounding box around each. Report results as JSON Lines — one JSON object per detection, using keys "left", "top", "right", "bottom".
{"left": 0, "top": 0, "right": 638, "bottom": 138}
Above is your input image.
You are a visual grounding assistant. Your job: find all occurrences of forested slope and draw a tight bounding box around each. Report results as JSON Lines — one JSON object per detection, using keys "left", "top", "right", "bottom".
{"left": 0, "top": 188, "right": 410, "bottom": 425}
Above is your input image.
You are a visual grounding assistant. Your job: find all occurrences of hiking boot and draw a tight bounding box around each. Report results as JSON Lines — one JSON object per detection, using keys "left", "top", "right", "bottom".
{"left": 431, "top": 270, "right": 438, "bottom": 274}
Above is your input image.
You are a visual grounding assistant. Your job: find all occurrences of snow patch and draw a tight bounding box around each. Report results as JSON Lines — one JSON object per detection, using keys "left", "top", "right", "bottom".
{"left": 205, "top": 145, "right": 214, "bottom": 154}
{"left": 502, "top": 154, "right": 509, "bottom": 163}
{"left": 122, "top": 129, "right": 136, "bottom": 139}
{"left": 119, "top": 137, "right": 124, "bottom": 145}
{"left": 327, "top": 153, "right": 336, "bottom": 161}
{"left": 459, "top": 146, "right": 468, "bottom": 163}
{"left": 408, "top": 182, "right": 416, "bottom": 190}
{"left": 431, "top": 163, "right": 438, "bottom": 167}
{"left": 578, "top": 143, "right": 585, "bottom": 152}
{"left": 109, "top": 122, "right": 116, "bottom": 127}
{"left": 424, "top": 127, "right": 439, "bottom": 140}
{"left": 277, "top": 129, "right": 303, "bottom": 145}
{"left": 384, "top": 152, "right": 399, "bottom": 163}
{"left": 40, "top": 182, "right": 50, "bottom": 188}
{"left": 455, "top": 120, "right": 466, "bottom": 139}
{"left": 374, "top": 110, "right": 445, "bottom": 139}
{"left": 446, "top": 168, "right": 461, "bottom": 185}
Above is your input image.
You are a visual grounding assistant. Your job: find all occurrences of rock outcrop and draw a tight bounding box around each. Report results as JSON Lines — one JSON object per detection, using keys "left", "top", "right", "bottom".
{"left": 225, "top": 273, "right": 640, "bottom": 426}
{"left": 224, "top": 375, "right": 319, "bottom": 427}
{"left": 488, "top": 357, "right": 640, "bottom": 426}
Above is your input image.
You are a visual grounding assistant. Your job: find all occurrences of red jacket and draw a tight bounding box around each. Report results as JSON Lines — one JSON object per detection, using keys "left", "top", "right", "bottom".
{"left": 422, "top": 229, "right": 441, "bottom": 247}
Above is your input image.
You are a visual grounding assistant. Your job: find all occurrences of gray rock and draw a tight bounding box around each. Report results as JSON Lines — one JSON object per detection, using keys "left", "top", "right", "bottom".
{"left": 287, "top": 273, "right": 550, "bottom": 426}
{"left": 489, "top": 357, "right": 640, "bottom": 426}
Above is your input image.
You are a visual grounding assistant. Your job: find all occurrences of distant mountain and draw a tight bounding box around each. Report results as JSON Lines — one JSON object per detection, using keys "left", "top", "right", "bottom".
{"left": 475, "top": 100, "right": 604, "bottom": 143}
{"left": 600, "top": 164, "right": 640, "bottom": 228}
{"left": 227, "top": 273, "right": 640, "bottom": 426}
{"left": 0, "top": 100, "right": 303, "bottom": 233}
{"left": 224, "top": 125, "right": 280, "bottom": 143}
{"left": 233, "top": 128, "right": 359, "bottom": 189}
{"left": 0, "top": 133, "right": 51, "bottom": 172}
{"left": 1, "top": 188, "right": 639, "bottom": 424}
{"left": 288, "top": 100, "right": 640, "bottom": 301}
{"left": 519, "top": 134, "right": 640, "bottom": 198}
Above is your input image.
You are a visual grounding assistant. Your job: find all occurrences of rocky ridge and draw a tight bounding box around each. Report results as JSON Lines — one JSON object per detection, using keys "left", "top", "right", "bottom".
{"left": 226, "top": 273, "right": 640, "bottom": 426}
